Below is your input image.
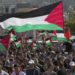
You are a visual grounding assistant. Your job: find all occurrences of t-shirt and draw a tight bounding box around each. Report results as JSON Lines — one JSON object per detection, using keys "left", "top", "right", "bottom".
{"left": 72, "top": 72, "right": 75, "bottom": 75}
{"left": 63, "top": 42, "right": 72, "bottom": 52}
{"left": 11, "top": 71, "right": 26, "bottom": 75}
{"left": 43, "top": 71, "right": 57, "bottom": 75}
{"left": 57, "top": 69, "right": 67, "bottom": 75}
{"left": 0, "top": 70, "right": 9, "bottom": 75}
{"left": 26, "top": 69, "right": 40, "bottom": 75}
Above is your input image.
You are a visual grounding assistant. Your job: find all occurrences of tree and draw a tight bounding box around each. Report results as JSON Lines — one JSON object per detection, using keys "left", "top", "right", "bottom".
{"left": 65, "top": 10, "right": 75, "bottom": 32}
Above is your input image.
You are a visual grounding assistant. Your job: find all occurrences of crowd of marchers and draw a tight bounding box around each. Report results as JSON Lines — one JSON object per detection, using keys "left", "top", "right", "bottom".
{"left": 0, "top": 40, "right": 75, "bottom": 75}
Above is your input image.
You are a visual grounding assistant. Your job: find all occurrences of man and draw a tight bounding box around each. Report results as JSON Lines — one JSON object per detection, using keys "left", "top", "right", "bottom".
{"left": 57, "top": 62, "right": 67, "bottom": 75}
{"left": 0, "top": 63, "right": 9, "bottom": 75}
{"left": 26, "top": 59, "right": 40, "bottom": 75}
{"left": 69, "top": 61, "right": 75, "bottom": 75}
{"left": 63, "top": 41, "right": 72, "bottom": 53}
{"left": 11, "top": 64, "right": 26, "bottom": 75}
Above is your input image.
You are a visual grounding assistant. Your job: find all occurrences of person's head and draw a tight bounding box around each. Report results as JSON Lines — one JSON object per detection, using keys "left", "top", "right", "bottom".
{"left": 28, "top": 60, "right": 35, "bottom": 69}
{"left": 14, "top": 64, "right": 20, "bottom": 72}
{"left": 20, "top": 64, "right": 25, "bottom": 71}
{"left": 45, "top": 63, "right": 54, "bottom": 72}
{"left": 69, "top": 61, "right": 75, "bottom": 70}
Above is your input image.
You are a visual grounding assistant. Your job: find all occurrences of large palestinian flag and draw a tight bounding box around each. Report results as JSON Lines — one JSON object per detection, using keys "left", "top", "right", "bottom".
{"left": 0, "top": 1, "right": 64, "bottom": 32}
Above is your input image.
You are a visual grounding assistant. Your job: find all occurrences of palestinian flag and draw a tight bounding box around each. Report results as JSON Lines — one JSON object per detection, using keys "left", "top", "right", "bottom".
{"left": 57, "top": 33, "right": 67, "bottom": 42}
{"left": 31, "top": 41, "right": 37, "bottom": 49}
{"left": 15, "top": 37, "right": 22, "bottom": 48}
{"left": 46, "top": 41, "right": 51, "bottom": 47}
{"left": 1, "top": 35, "right": 10, "bottom": 49}
{"left": 0, "top": 1, "right": 64, "bottom": 32}
{"left": 52, "top": 33, "right": 67, "bottom": 42}
{"left": 15, "top": 40, "right": 21, "bottom": 48}
{"left": 10, "top": 29, "right": 16, "bottom": 42}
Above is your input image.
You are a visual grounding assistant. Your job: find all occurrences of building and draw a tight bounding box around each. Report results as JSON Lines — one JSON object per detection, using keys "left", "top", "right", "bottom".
{"left": 0, "top": 0, "right": 38, "bottom": 15}
{"left": 0, "top": 0, "right": 17, "bottom": 14}
{"left": 0, "top": 0, "right": 61, "bottom": 15}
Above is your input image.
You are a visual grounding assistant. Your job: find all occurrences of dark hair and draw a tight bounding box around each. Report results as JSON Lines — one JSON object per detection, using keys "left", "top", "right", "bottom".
{"left": 14, "top": 64, "right": 19, "bottom": 68}
{"left": 0, "top": 62, "right": 2, "bottom": 66}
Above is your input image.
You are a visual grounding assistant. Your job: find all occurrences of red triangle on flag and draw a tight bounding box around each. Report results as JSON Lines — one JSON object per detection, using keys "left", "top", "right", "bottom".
{"left": 1, "top": 35, "right": 10, "bottom": 49}
{"left": 45, "top": 1, "right": 64, "bottom": 29}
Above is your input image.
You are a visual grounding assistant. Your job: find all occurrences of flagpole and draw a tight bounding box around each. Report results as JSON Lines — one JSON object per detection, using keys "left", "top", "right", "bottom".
{"left": 6, "top": 34, "right": 10, "bottom": 60}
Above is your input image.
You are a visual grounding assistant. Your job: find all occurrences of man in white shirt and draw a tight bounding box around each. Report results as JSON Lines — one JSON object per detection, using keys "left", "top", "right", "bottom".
{"left": 0, "top": 63, "right": 9, "bottom": 75}
{"left": 11, "top": 64, "right": 26, "bottom": 75}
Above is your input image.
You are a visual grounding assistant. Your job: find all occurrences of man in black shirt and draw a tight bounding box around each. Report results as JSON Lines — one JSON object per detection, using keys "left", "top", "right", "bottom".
{"left": 63, "top": 41, "right": 72, "bottom": 53}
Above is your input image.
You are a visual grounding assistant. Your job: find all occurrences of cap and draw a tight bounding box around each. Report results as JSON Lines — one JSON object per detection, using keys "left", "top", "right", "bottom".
{"left": 69, "top": 61, "right": 75, "bottom": 66}
{"left": 28, "top": 60, "right": 35, "bottom": 64}
{"left": 51, "top": 51, "right": 56, "bottom": 54}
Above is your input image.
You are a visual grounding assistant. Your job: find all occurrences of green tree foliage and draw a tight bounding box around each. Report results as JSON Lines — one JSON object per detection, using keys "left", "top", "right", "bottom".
{"left": 65, "top": 10, "right": 75, "bottom": 32}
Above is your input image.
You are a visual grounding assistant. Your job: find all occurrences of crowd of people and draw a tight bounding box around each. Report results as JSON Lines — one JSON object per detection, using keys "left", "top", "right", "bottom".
{"left": 0, "top": 40, "right": 75, "bottom": 75}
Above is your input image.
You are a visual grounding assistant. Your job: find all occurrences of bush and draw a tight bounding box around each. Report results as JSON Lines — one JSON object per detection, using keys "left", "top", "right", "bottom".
{"left": 65, "top": 21, "right": 75, "bottom": 32}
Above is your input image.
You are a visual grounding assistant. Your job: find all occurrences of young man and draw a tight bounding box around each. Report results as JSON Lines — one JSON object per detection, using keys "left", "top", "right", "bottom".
{"left": 11, "top": 64, "right": 26, "bottom": 75}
